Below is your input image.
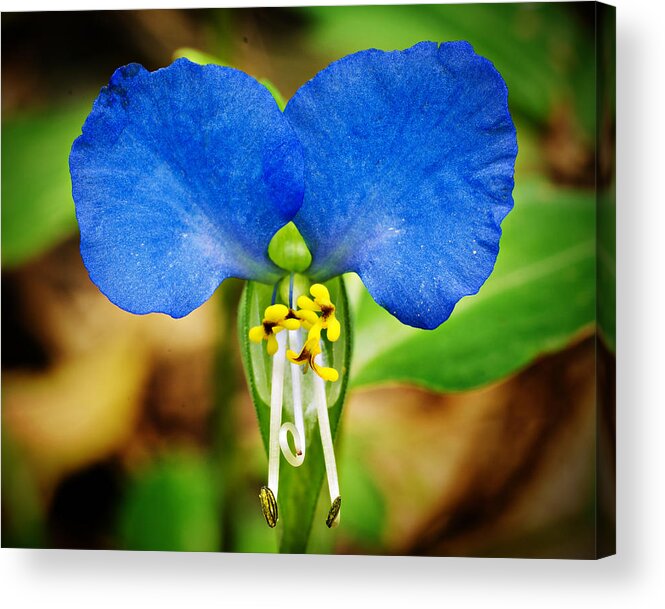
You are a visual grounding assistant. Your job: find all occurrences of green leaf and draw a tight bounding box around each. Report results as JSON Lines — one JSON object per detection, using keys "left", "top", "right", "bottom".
{"left": 118, "top": 452, "right": 220, "bottom": 552}
{"left": 338, "top": 450, "right": 386, "bottom": 547}
{"left": 1, "top": 430, "right": 45, "bottom": 548}
{"left": 597, "top": 184, "right": 615, "bottom": 350}
{"left": 1, "top": 101, "right": 92, "bottom": 268}
{"left": 258, "top": 78, "right": 287, "bottom": 112}
{"left": 239, "top": 276, "right": 352, "bottom": 553}
{"left": 173, "top": 46, "right": 229, "bottom": 67}
{"left": 350, "top": 179, "right": 596, "bottom": 392}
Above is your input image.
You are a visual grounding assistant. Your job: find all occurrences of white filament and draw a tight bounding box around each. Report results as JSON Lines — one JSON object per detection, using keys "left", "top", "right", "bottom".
{"left": 313, "top": 347, "right": 341, "bottom": 524}
{"left": 278, "top": 422, "right": 304, "bottom": 467}
{"left": 285, "top": 328, "right": 306, "bottom": 458}
{"left": 278, "top": 327, "right": 306, "bottom": 467}
{"left": 267, "top": 330, "right": 287, "bottom": 498}
{"left": 277, "top": 287, "right": 307, "bottom": 468}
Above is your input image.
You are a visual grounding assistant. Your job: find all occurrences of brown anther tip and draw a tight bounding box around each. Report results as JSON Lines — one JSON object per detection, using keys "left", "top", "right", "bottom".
{"left": 326, "top": 496, "right": 342, "bottom": 529}
{"left": 259, "top": 485, "right": 278, "bottom": 528}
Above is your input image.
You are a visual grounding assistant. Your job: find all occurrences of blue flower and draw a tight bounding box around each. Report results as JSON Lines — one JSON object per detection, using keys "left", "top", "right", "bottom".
{"left": 71, "top": 41, "right": 515, "bottom": 330}
{"left": 70, "top": 41, "right": 516, "bottom": 530}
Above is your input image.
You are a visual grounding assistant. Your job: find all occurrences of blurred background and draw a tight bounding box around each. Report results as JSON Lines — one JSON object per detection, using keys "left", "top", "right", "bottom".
{"left": 2, "top": 3, "right": 615, "bottom": 557}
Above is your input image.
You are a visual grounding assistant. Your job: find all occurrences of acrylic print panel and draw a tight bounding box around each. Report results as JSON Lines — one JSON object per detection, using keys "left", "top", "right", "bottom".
{"left": 1, "top": 2, "right": 615, "bottom": 558}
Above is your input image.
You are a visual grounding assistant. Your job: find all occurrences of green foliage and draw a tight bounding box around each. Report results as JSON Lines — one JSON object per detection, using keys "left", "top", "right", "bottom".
{"left": 1, "top": 431, "right": 45, "bottom": 548}
{"left": 2, "top": 102, "right": 92, "bottom": 268}
{"left": 118, "top": 452, "right": 220, "bottom": 552}
{"left": 239, "top": 277, "right": 352, "bottom": 552}
{"left": 173, "top": 46, "right": 228, "bottom": 67}
{"left": 597, "top": 185, "right": 616, "bottom": 350}
{"left": 258, "top": 78, "right": 287, "bottom": 112}
{"left": 350, "top": 179, "right": 596, "bottom": 391}
{"left": 232, "top": 500, "right": 279, "bottom": 554}
{"left": 339, "top": 450, "right": 386, "bottom": 546}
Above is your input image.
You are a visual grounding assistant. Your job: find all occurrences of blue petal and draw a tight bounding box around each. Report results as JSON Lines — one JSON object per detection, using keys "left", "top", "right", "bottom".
{"left": 70, "top": 58, "right": 303, "bottom": 318}
{"left": 285, "top": 42, "right": 517, "bottom": 329}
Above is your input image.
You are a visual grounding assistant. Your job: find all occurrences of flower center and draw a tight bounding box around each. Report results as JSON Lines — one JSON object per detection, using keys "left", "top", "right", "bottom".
{"left": 250, "top": 281, "right": 342, "bottom": 529}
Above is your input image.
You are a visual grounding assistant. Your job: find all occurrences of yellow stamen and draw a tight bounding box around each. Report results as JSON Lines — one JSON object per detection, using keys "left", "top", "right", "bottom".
{"left": 296, "top": 294, "right": 320, "bottom": 312}
{"left": 315, "top": 364, "right": 339, "bottom": 383}
{"left": 266, "top": 334, "right": 279, "bottom": 356}
{"left": 310, "top": 283, "right": 331, "bottom": 304}
{"left": 312, "top": 285, "right": 339, "bottom": 342}
{"left": 326, "top": 316, "right": 341, "bottom": 342}
{"left": 248, "top": 325, "right": 265, "bottom": 343}
{"left": 281, "top": 318, "right": 300, "bottom": 331}
{"left": 307, "top": 322, "right": 323, "bottom": 342}
{"left": 264, "top": 304, "right": 289, "bottom": 322}
{"left": 287, "top": 335, "right": 338, "bottom": 382}
{"left": 294, "top": 309, "right": 319, "bottom": 328}
{"left": 293, "top": 283, "right": 341, "bottom": 343}
{"left": 249, "top": 303, "right": 303, "bottom": 356}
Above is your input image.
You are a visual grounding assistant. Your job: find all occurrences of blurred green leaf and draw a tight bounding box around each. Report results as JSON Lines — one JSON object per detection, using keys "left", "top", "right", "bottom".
{"left": 1, "top": 430, "right": 46, "bottom": 548}
{"left": 597, "top": 7, "right": 616, "bottom": 352}
{"left": 258, "top": 78, "right": 287, "bottom": 112}
{"left": 233, "top": 495, "right": 279, "bottom": 554}
{"left": 173, "top": 46, "right": 229, "bottom": 67}
{"left": 239, "top": 276, "right": 352, "bottom": 552}
{"left": 118, "top": 452, "right": 220, "bottom": 552}
{"left": 300, "top": 4, "right": 593, "bottom": 134}
{"left": 339, "top": 450, "right": 386, "bottom": 547}
{"left": 2, "top": 101, "right": 92, "bottom": 268}
{"left": 597, "top": 184, "right": 615, "bottom": 350}
{"left": 350, "top": 179, "right": 595, "bottom": 391}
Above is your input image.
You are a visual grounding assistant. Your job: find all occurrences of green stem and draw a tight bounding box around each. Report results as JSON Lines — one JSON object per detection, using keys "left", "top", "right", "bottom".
{"left": 212, "top": 279, "right": 243, "bottom": 552}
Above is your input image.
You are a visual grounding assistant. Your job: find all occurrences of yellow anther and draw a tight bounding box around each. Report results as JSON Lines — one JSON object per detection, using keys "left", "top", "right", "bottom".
{"left": 317, "top": 366, "right": 339, "bottom": 383}
{"left": 248, "top": 326, "right": 265, "bottom": 344}
{"left": 296, "top": 294, "right": 319, "bottom": 312}
{"left": 307, "top": 322, "right": 323, "bottom": 342}
{"left": 294, "top": 309, "right": 319, "bottom": 329}
{"left": 310, "top": 283, "right": 332, "bottom": 305}
{"left": 266, "top": 333, "right": 279, "bottom": 356}
{"left": 281, "top": 317, "right": 301, "bottom": 331}
{"left": 264, "top": 304, "right": 289, "bottom": 322}
{"left": 326, "top": 316, "right": 341, "bottom": 342}
{"left": 249, "top": 303, "right": 302, "bottom": 356}
{"left": 287, "top": 336, "right": 339, "bottom": 382}
{"left": 294, "top": 284, "right": 341, "bottom": 343}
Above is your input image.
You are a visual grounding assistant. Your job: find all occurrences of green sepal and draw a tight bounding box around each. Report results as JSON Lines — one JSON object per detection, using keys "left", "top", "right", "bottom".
{"left": 238, "top": 276, "right": 352, "bottom": 553}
